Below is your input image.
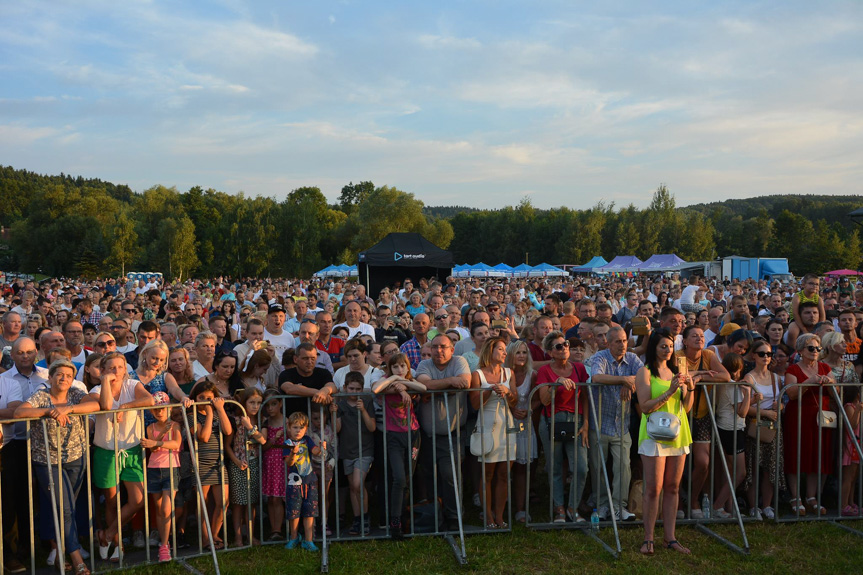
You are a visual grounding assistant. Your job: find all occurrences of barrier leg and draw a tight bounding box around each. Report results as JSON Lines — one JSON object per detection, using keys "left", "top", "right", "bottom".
{"left": 442, "top": 393, "right": 467, "bottom": 566}
{"left": 701, "top": 390, "right": 750, "bottom": 555}
{"left": 584, "top": 390, "right": 621, "bottom": 557}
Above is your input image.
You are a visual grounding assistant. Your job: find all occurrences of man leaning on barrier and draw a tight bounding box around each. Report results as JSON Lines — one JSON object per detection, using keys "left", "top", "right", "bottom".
{"left": 415, "top": 333, "right": 471, "bottom": 532}
{"left": 589, "top": 326, "right": 643, "bottom": 521}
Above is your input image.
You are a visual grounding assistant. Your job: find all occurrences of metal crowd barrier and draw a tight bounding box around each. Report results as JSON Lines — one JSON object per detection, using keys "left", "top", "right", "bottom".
{"left": 774, "top": 381, "right": 863, "bottom": 535}
{"left": 0, "top": 399, "right": 249, "bottom": 575}
{"left": 259, "top": 388, "right": 515, "bottom": 571}
{"left": 4, "top": 380, "right": 863, "bottom": 574}
{"left": 524, "top": 381, "right": 752, "bottom": 555}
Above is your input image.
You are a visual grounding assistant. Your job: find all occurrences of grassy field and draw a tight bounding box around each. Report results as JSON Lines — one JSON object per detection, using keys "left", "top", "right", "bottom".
{"left": 121, "top": 519, "right": 863, "bottom": 575}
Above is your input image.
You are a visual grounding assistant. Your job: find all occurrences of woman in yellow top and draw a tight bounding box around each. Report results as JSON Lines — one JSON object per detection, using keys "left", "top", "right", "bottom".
{"left": 636, "top": 328, "right": 695, "bottom": 556}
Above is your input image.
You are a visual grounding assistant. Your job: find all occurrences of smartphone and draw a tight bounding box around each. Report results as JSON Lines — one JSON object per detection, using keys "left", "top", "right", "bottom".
{"left": 491, "top": 320, "right": 507, "bottom": 330}
{"left": 677, "top": 356, "right": 688, "bottom": 375}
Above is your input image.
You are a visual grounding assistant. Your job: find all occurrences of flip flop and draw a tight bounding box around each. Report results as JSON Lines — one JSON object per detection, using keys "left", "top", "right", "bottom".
{"left": 665, "top": 539, "right": 691, "bottom": 555}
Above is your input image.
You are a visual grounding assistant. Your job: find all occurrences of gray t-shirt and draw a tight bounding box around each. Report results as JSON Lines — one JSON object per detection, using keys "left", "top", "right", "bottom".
{"left": 336, "top": 394, "right": 376, "bottom": 459}
{"left": 416, "top": 356, "right": 470, "bottom": 435}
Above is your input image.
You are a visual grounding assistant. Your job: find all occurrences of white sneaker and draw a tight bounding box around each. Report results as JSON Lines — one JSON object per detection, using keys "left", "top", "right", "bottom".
{"left": 132, "top": 530, "right": 146, "bottom": 549}
{"left": 676, "top": 510, "right": 685, "bottom": 519}
{"left": 690, "top": 508, "right": 704, "bottom": 519}
{"left": 473, "top": 493, "right": 482, "bottom": 508}
{"left": 46, "top": 549, "right": 57, "bottom": 566}
{"left": 597, "top": 505, "right": 610, "bottom": 520}
{"left": 617, "top": 508, "right": 636, "bottom": 522}
{"left": 148, "top": 530, "right": 160, "bottom": 547}
{"left": 762, "top": 506, "right": 775, "bottom": 520}
{"left": 749, "top": 507, "right": 763, "bottom": 521}
{"left": 714, "top": 508, "right": 732, "bottom": 519}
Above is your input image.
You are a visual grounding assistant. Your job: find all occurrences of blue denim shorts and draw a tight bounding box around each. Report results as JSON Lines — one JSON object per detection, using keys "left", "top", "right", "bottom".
{"left": 147, "top": 466, "right": 180, "bottom": 493}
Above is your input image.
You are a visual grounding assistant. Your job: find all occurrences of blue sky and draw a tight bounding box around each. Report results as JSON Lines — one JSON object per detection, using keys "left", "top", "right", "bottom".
{"left": 1, "top": 1, "right": 861, "bottom": 209}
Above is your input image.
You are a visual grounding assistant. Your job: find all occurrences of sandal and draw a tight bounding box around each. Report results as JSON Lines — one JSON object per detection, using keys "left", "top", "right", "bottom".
{"left": 75, "top": 563, "right": 90, "bottom": 575}
{"left": 640, "top": 540, "right": 655, "bottom": 556}
{"left": 665, "top": 539, "right": 691, "bottom": 555}
{"left": 789, "top": 498, "right": 807, "bottom": 516}
{"left": 485, "top": 522, "right": 499, "bottom": 529}
{"left": 806, "top": 497, "right": 827, "bottom": 516}
{"left": 553, "top": 506, "right": 566, "bottom": 524}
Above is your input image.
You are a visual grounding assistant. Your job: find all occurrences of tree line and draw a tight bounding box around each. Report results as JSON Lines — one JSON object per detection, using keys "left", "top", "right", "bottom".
{"left": 0, "top": 165, "right": 860, "bottom": 279}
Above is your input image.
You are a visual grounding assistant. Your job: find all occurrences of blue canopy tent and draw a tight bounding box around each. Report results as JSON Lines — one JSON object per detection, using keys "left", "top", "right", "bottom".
{"left": 570, "top": 256, "right": 609, "bottom": 274}
{"left": 527, "top": 262, "right": 568, "bottom": 277}
{"left": 493, "top": 263, "right": 515, "bottom": 277}
{"left": 314, "top": 264, "right": 337, "bottom": 278}
{"left": 511, "top": 264, "right": 533, "bottom": 278}
{"left": 595, "top": 256, "right": 643, "bottom": 274}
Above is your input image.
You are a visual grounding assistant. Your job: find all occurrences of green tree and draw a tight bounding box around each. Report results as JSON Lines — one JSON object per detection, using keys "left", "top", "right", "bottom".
{"left": 161, "top": 216, "right": 199, "bottom": 282}
{"left": 104, "top": 209, "right": 140, "bottom": 276}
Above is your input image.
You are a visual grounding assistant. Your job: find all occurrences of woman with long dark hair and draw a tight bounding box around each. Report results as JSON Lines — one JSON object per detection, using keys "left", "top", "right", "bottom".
{"left": 635, "top": 329, "right": 694, "bottom": 555}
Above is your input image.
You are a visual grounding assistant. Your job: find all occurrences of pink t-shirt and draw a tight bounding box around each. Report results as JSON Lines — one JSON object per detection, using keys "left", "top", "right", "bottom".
{"left": 146, "top": 424, "right": 180, "bottom": 469}
{"left": 383, "top": 393, "right": 419, "bottom": 433}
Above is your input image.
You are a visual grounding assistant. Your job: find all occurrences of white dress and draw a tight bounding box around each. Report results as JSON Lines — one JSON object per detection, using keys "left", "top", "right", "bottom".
{"left": 475, "top": 368, "right": 516, "bottom": 463}
{"left": 514, "top": 369, "right": 538, "bottom": 464}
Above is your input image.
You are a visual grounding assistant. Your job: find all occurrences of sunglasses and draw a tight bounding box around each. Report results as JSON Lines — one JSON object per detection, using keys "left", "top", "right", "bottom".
{"left": 435, "top": 314, "right": 448, "bottom": 320}
{"left": 95, "top": 341, "right": 116, "bottom": 348}
{"left": 806, "top": 345, "right": 823, "bottom": 353}
{"left": 240, "top": 313, "right": 250, "bottom": 318}
{"left": 122, "top": 308, "right": 136, "bottom": 312}
{"left": 755, "top": 351, "right": 774, "bottom": 358}
{"left": 553, "top": 341, "right": 570, "bottom": 351}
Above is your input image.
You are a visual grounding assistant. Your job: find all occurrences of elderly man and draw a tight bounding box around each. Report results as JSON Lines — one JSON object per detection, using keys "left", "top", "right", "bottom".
{"left": 589, "top": 326, "right": 643, "bottom": 521}
{"left": 0, "top": 337, "right": 44, "bottom": 571}
{"left": 0, "top": 312, "right": 22, "bottom": 370}
{"left": 295, "top": 318, "right": 334, "bottom": 374}
{"left": 415, "top": 333, "right": 471, "bottom": 532}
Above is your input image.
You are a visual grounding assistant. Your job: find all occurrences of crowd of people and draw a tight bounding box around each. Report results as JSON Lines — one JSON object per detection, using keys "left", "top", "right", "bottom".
{"left": 0, "top": 270, "right": 862, "bottom": 568}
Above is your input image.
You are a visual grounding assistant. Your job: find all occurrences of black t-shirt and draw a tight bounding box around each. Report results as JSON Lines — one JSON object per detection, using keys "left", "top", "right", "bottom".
{"left": 277, "top": 367, "right": 333, "bottom": 417}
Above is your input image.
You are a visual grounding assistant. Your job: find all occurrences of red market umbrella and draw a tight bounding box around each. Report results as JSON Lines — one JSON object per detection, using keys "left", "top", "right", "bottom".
{"left": 825, "top": 269, "right": 860, "bottom": 277}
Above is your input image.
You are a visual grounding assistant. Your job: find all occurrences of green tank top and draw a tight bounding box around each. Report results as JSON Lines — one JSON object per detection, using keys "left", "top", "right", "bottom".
{"left": 638, "top": 375, "right": 692, "bottom": 449}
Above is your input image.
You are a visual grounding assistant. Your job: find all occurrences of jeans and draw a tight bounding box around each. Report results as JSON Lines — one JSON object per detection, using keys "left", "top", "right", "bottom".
{"left": 589, "top": 428, "right": 632, "bottom": 512}
{"left": 539, "top": 412, "right": 588, "bottom": 510}
{"left": 419, "top": 429, "right": 465, "bottom": 521}
{"left": 33, "top": 457, "right": 86, "bottom": 555}
{"left": 386, "top": 431, "right": 420, "bottom": 519}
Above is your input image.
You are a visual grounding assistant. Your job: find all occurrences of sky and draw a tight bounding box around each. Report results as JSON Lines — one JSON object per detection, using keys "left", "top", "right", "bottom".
{"left": 1, "top": 1, "right": 862, "bottom": 210}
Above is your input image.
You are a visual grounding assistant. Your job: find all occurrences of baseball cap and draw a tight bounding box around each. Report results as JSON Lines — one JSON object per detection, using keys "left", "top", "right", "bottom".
{"left": 268, "top": 304, "right": 286, "bottom": 315}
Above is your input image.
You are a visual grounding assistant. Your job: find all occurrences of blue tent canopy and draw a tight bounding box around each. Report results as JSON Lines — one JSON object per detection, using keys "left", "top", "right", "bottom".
{"left": 314, "top": 265, "right": 337, "bottom": 277}
{"left": 528, "top": 262, "right": 568, "bottom": 277}
{"left": 493, "top": 263, "right": 514, "bottom": 277}
{"left": 511, "top": 264, "right": 533, "bottom": 278}
{"left": 571, "top": 256, "right": 609, "bottom": 274}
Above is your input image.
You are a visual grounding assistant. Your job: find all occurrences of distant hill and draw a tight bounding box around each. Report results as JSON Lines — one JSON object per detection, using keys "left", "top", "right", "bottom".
{"left": 422, "top": 205, "right": 482, "bottom": 219}
{"left": 684, "top": 194, "right": 863, "bottom": 231}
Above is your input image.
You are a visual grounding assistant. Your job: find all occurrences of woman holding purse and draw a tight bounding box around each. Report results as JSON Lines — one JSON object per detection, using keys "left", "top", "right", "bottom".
{"left": 469, "top": 337, "right": 517, "bottom": 529}
{"left": 635, "top": 328, "right": 694, "bottom": 556}
{"left": 743, "top": 339, "right": 785, "bottom": 521}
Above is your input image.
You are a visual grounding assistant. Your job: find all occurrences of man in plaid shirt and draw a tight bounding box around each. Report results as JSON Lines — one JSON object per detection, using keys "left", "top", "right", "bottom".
{"left": 75, "top": 297, "right": 103, "bottom": 327}
{"left": 399, "top": 313, "right": 430, "bottom": 370}
{"left": 589, "top": 325, "right": 643, "bottom": 521}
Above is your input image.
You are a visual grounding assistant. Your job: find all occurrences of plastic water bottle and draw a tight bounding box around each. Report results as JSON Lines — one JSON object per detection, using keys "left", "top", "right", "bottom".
{"left": 702, "top": 494, "right": 711, "bottom": 519}
{"left": 590, "top": 509, "right": 600, "bottom": 533}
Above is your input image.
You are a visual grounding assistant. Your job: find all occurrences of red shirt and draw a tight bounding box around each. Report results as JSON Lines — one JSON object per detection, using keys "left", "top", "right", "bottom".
{"left": 534, "top": 362, "right": 589, "bottom": 417}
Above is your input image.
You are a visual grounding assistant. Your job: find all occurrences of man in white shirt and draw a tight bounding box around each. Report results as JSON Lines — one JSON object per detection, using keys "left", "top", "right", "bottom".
{"left": 0, "top": 337, "right": 43, "bottom": 568}
{"left": 334, "top": 300, "right": 375, "bottom": 339}
{"left": 111, "top": 318, "right": 137, "bottom": 354}
{"left": 264, "top": 304, "right": 296, "bottom": 365}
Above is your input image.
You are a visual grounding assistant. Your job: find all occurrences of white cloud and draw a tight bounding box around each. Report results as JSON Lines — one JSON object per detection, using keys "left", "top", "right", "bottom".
{"left": 417, "top": 34, "right": 481, "bottom": 50}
